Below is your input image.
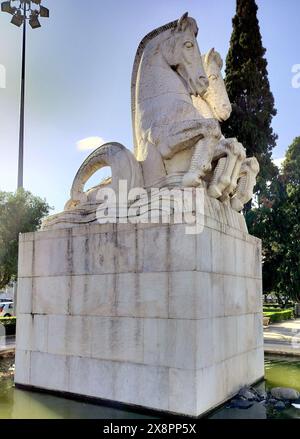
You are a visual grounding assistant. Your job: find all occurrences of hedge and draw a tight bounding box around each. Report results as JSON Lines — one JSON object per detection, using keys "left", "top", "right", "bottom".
{"left": 0, "top": 317, "right": 16, "bottom": 336}
{"left": 263, "top": 309, "right": 294, "bottom": 323}
{"left": 263, "top": 307, "right": 283, "bottom": 313}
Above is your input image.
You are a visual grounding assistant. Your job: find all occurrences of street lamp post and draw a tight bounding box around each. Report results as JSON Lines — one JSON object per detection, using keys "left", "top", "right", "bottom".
{"left": 1, "top": 0, "right": 49, "bottom": 190}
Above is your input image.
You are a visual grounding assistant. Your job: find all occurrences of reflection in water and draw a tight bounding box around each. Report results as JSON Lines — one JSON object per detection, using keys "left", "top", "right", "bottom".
{"left": 8, "top": 388, "right": 154, "bottom": 419}
{"left": 0, "top": 355, "right": 300, "bottom": 418}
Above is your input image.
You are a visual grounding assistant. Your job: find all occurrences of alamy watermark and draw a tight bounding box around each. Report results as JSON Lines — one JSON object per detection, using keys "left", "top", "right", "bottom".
{"left": 94, "top": 180, "right": 205, "bottom": 235}
{"left": 292, "top": 64, "right": 300, "bottom": 88}
{"left": 0, "top": 64, "right": 6, "bottom": 89}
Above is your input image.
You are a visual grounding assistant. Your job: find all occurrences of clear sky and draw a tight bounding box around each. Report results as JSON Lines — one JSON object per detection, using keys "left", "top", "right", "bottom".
{"left": 0, "top": 0, "right": 299, "bottom": 213}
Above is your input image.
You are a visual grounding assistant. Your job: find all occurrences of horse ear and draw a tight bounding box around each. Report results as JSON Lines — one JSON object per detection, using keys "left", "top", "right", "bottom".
{"left": 177, "top": 12, "right": 189, "bottom": 31}
{"left": 215, "top": 52, "right": 223, "bottom": 69}
{"left": 205, "top": 48, "right": 215, "bottom": 66}
{"left": 205, "top": 48, "right": 223, "bottom": 69}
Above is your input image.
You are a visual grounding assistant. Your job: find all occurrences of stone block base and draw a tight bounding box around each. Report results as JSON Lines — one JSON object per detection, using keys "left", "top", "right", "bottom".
{"left": 15, "top": 201, "right": 263, "bottom": 416}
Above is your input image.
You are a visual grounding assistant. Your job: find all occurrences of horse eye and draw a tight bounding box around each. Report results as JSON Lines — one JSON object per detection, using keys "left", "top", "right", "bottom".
{"left": 209, "top": 74, "right": 217, "bottom": 81}
{"left": 184, "top": 41, "right": 194, "bottom": 48}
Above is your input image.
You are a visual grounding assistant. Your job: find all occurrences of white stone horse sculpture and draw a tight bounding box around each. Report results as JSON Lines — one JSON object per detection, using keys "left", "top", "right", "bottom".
{"left": 192, "top": 48, "right": 259, "bottom": 211}
{"left": 132, "top": 13, "right": 221, "bottom": 188}
{"left": 58, "top": 13, "right": 259, "bottom": 222}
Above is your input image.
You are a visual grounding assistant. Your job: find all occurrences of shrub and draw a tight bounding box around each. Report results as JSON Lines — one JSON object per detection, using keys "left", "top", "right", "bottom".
{"left": 0, "top": 317, "right": 16, "bottom": 336}
{"left": 263, "top": 309, "right": 294, "bottom": 323}
{"left": 263, "top": 307, "right": 282, "bottom": 313}
{"left": 263, "top": 303, "right": 281, "bottom": 309}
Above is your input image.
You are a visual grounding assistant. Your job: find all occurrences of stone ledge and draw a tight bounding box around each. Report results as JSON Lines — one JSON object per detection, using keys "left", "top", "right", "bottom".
{"left": 21, "top": 213, "right": 257, "bottom": 243}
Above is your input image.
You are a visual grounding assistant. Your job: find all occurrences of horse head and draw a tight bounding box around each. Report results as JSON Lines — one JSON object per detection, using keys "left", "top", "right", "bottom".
{"left": 160, "top": 12, "right": 208, "bottom": 97}
{"left": 202, "top": 48, "right": 232, "bottom": 121}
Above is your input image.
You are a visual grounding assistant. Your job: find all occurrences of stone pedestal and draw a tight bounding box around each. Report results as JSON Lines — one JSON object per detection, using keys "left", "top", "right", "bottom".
{"left": 15, "top": 197, "right": 263, "bottom": 417}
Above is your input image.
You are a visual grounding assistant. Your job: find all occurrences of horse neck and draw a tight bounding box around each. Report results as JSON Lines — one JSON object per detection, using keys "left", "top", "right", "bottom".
{"left": 136, "top": 47, "right": 189, "bottom": 102}
{"left": 193, "top": 58, "right": 220, "bottom": 119}
{"left": 192, "top": 95, "right": 214, "bottom": 118}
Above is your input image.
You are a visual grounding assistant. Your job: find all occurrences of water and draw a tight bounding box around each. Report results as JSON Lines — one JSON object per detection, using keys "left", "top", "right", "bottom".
{"left": 0, "top": 355, "right": 300, "bottom": 419}
{"left": 264, "top": 356, "right": 300, "bottom": 392}
{"left": 210, "top": 355, "right": 300, "bottom": 419}
{"left": 0, "top": 355, "right": 153, "bottom": 419}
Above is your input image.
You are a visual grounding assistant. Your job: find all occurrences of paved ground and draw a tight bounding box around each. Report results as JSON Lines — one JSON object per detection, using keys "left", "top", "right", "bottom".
{"left": 264, "top": 318, "right": 300, "bottom": 356}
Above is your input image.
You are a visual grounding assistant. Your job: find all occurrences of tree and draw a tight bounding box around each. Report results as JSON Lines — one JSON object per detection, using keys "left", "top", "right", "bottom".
{"left": 246, "top": 174, "right": 287, "bottom": 298}
{"left": 275, "top": 184, "right": 300, "bottom": 302}
{"left": 222, "top": 0, "right": 278, "bottom": 197}
{"left": 276, "top": 137, "right": 300, "bottom": 301}
{"left": 246, "top": 136, "right": 300, "bottom": 302}
{"left": 282, "top": 136, "right": 300, "bottom": 186}
{"left": 0, "top": 190, "right": 50, "bottom": 289}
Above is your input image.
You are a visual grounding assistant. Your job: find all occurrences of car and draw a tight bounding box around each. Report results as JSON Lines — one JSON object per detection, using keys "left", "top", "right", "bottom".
{"left": 0, "top": 302, "right": 14, "bottom": 317}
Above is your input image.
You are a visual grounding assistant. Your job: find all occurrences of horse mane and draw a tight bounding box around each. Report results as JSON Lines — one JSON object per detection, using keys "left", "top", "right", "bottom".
{"left": 131, "top": 19, "right": 178, "bottom": 154}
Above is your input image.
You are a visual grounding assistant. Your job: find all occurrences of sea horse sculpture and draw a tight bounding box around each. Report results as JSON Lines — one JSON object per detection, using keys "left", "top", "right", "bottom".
{"left": 132, "top": 12, "right": 222, "bottom": 187}
{"left": 43, "top": 13, "right": 260, "bottom": 230}
{"left": 191, "top": 48, "right": 259, "bottom": 210}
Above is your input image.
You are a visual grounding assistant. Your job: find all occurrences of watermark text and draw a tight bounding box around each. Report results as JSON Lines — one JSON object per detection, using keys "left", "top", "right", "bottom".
{"left": 292, "top": 64, "right": 300, "bottom": 88}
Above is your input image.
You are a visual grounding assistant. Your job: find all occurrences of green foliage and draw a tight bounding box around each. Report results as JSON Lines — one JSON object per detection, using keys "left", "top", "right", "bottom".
{"left": 0, "top": 189, "right": 50, "bottom": 289}
{"left": 263, "top": 307, "right": 283, "bottom": 313}
{"left": 0, "top": 317, "right": 16, "bottom": 327}
{"left": 282, "top": 137, "right": 300, "bottom": 186}
{"left": 222, "top": 0, "right": 278, "bottom": 197}
{"left": 263, "top": 309, "right": 294, "bottom": 323}
{"left": 247, "top": 136, "right": 300, "bottom": 301}
{"left": 263, "top": 304, "right": 281, "bottom": 309}
{"left": 0, "top": 317, "right": 16, "bottom": 336}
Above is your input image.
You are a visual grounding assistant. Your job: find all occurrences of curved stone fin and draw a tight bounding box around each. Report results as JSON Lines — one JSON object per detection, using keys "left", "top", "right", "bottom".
{"left": 65, "top": 142, "right": 144, "bottom": 210}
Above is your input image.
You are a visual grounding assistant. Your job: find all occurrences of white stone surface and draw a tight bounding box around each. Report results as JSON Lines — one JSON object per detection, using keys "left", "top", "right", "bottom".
{"left": 16, "top": 314, "right": 33, "bottom": 351}
{"left": 30, "top": 351, "right": 69, "bottom": 392}
{"left": 14, "top": 350, "right": 31, "bottom": 385}
{"left": 197, "top": 362, "right": 226, "bottom": 415}
{"left": 16, "top": 277, "right": 32, "bottom": 315}
{"left": 91, "top": 316, "right": 144, "bottom": 363}
{"left": 32, "top": 276, "right": 70, "bottom": 315}
{"left": 69, "top": 356, "right": 116, "bottom": 401}
{"left": 15, "top": 216, "right": 263, "bottom": 417}
{"left": 34, "top": 236, "right": 70, "bottom": 277}
{"left": 169, "top": 271, "right": 212, "bottom": 319}
{"left": 32, "top": 314, "right": 48, "bottom": 353}
{"left": 17, "top": 240, "right": 33, "bottom": 278}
